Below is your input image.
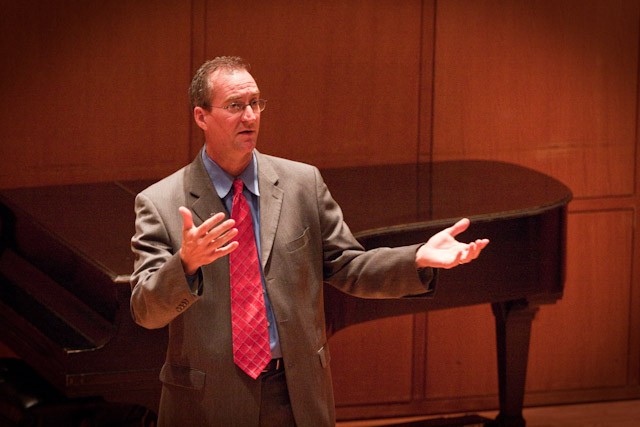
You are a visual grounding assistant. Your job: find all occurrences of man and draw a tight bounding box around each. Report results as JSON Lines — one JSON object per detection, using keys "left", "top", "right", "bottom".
{"left": 130, "top": 56, "right": 489, "bottom": 426}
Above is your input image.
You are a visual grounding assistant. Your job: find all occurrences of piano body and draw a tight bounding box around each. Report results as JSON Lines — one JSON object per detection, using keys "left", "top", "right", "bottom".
{"left": 0, "top": 180, "right": 168, "bottom": 425}
{"left": 0, "top": 160, "right": 571, "bottom": 426}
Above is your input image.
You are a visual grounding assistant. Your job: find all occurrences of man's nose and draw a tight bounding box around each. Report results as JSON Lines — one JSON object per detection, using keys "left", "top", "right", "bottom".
{"left": 241, "top": 104, "right": 257, "bottom": 121}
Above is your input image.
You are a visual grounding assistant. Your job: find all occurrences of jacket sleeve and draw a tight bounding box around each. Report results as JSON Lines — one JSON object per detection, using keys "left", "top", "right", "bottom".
{"left": 129, "top": 191, "right": 201, "bottom": 329}
{"left": 315, "top": 167, "right": 436, "bottom": 298}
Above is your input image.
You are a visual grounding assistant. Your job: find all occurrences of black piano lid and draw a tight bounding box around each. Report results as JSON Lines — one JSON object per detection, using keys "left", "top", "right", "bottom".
{"left": 0, "top": 160, "right": 572, "bottom": 286}
{"left": 320, "top": 160, "right": 572, "bottom": 236}
{"left": 320, "top": 160, "right": 572, "bottom": 332}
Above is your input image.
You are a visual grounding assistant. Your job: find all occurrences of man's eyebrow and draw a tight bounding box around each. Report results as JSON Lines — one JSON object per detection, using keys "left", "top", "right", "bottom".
{"left": 224, "top": 92, "right": 260, "bottom": 103}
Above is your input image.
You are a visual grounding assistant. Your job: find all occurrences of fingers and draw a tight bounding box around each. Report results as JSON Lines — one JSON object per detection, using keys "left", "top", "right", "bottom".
{"left": 179, "top": 207, "right": 239, "bottom": 274}
{"left": 438, "top": 239, "right": 490, "bottom": 269}
{"left": 180, "top": 207, "right": 229, "bottom": 240}
{"left": 198, "top": 212, "right": 229, "bottom": 237}
{"left": 205, "top": 225, "right": 238, "bottom": 251}
{"left": 192, "top": 214, "right": 236, "bottom": 249}
{"left": 418, "top": 218, "right": 490, "bottom": 269}
{"left": 458, "top": 239, "right": 490, "bottom": 264}
{"left": 210, "top": 240, "right": 240, "bottom": 258}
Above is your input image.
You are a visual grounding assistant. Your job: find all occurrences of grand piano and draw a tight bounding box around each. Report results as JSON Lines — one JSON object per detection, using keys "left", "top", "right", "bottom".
{"left": 0, "top": 160, "right": 571, "bottom": 426}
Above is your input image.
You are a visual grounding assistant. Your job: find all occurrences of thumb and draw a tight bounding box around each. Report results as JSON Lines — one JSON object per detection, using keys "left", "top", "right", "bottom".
{"left": 446, "top": 217, "right": 470, "bottom": 237}
{"left": 178, "top": 206, "right": 194, "bottom": 231}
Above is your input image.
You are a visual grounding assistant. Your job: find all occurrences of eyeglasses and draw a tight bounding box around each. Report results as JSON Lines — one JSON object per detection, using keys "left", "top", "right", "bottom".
{"left": 209, "top": 99, "right": 267, "bottom": 114}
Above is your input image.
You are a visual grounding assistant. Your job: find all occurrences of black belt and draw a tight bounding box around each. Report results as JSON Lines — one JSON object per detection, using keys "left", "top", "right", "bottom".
{"left": 262, "top": 358, "right": 284, "bottom": 373}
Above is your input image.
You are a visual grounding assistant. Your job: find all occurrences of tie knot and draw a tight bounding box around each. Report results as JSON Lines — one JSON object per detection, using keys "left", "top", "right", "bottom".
{"left": 233, "top": 178, "right": 244, "bottom": 195}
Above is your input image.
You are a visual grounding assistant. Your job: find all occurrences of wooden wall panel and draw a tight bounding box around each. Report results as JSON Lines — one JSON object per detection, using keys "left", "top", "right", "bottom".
{"left": 201, "top": 0, "right": 424, "bottom": 169}
{"left": 330, "top": 315, "right": 416, "bottom": 406}
{"left": 425, "top": 305, "right": 497, "bottom": 400}
{"left": 332, "top": 0, "right": 639, "bottom": 418}
{"left": 1, "top": 0, "right": 639, "bottom": 421}
{"left": 527, "top": 210, "right": 634, "bottom": 392}
{"left": 0, "top": 0, "right": 193, "bottom": 189}
{"left": 421, "top": 0, "right": 640, "bottom": 414}
{"left": 431, "top": 0, "right": 638, "bottom": 198}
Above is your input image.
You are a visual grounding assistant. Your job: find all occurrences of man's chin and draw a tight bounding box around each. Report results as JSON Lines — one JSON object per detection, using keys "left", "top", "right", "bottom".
{"left": 235, "top": 138, "right": 257, "bottom": 152}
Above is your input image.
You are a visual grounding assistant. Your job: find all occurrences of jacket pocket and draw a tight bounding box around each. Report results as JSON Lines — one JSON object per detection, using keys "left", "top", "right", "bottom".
{"left": 285, "top": 227, "right": 310, "bottom": 253}
{"left": 317, "top": 345, "right": 331, "bottom": 369}
{"left": 159, "top": 363, "right": 206, "bottom": 390}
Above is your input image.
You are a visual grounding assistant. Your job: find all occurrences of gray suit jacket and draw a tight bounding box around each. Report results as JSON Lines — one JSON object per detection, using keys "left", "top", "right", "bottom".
{"left": 130, "top": 150, "right": 435, "bottom": 426}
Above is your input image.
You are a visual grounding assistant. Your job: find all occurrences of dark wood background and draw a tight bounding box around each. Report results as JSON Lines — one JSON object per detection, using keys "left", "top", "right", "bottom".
{"left": 1, "top": 0, "right": 639, "bottom": 420}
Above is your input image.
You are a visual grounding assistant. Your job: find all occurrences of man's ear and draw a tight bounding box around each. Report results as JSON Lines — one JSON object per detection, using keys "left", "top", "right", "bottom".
{"left": 193, "top": 107, "right": 207, "bottom": 131}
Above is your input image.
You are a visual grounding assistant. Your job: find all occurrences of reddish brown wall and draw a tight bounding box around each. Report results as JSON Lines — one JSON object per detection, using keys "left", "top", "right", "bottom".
{"left": 1, "top": 0, "right": 639, "bottom": 419}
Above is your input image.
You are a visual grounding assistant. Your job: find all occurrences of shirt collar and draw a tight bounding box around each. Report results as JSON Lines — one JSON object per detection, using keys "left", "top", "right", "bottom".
{"left": 201, "top": 149, "right": 260, "bottom": 198}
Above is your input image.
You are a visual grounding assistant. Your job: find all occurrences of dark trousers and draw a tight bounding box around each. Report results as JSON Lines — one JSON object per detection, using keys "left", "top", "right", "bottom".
{"left": 259, "top": 368, "right": 296, "bottom": 427}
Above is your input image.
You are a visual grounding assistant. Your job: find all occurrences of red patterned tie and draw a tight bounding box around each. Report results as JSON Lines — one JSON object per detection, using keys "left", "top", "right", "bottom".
{"left": 229, "top": 178, "right": 271, "bottom": 379}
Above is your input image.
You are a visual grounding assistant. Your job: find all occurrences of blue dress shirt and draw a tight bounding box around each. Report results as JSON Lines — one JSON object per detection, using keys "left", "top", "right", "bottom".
{"left": 201, "top": 149, "right": 282, "bottom": 359}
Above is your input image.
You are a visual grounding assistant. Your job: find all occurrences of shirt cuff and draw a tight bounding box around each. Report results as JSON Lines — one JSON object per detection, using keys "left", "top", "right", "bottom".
{"left": 417, "top": 267, "right": 437, "bottom": 294}
{"left": 185, "top": 269, "right": 204, "bottom": 296}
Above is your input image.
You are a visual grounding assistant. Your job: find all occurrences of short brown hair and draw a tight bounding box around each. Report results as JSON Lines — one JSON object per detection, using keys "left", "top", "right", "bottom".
{"left": 188, "top": 56, "right": 251, "bottom": 109}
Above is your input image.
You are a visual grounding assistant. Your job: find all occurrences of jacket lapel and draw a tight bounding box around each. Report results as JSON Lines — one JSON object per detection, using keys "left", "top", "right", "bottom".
{"left": 184, "top": 150, "right": 227, "bottom": 226}
{"left": 256, "top": 152, "right": 283, "bottom": 270}
{"left": 185, "top": 150, "right": 282, "bottom": 269}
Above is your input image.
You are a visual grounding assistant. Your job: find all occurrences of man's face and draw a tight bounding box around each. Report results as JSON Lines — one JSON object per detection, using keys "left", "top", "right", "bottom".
{"left": 197, "top": 69, "right": 261, "bottom": 165}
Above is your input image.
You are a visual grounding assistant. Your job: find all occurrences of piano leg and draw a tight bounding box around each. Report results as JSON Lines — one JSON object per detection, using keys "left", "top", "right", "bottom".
{"left": 489, "top": 300, "right": 539, "bottom": 427}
